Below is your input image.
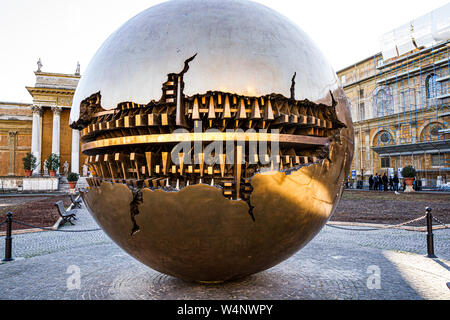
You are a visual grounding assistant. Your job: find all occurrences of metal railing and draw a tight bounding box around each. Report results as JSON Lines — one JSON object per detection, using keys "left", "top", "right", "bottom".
{"left": 325, "top": 207, "right": 448, "bottom": 258}
{"left": 1, "top": 206, "right": 448, "bottom": 262}
{"left": 1, "top": 197, "right": 101, "bottom": 262}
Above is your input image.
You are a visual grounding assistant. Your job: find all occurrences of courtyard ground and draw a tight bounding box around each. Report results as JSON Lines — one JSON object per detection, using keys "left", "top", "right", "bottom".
{"left": 0, "top": 195, "right": 71, "bottom": 231}
{"left": 0, "top": 193, "right": 449, "bottom": 300}
{"left": 1, "top": 190, "right": 448, "bottom": 232}
{"left": 332, "top": 190, "right": 449, "bottom": 226}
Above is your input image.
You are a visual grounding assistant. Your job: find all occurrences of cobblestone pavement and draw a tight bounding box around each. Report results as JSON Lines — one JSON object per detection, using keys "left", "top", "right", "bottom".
{"left": 0, "top": 205, "right": 449, "bottom": 300}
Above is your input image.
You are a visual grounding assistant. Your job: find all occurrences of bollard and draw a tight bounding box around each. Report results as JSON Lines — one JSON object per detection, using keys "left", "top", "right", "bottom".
{"left": 425, "top": 207, "right": 437, "bottom": 259}
{"left": 2, "top": 212, "right": 14, "bottom": 262}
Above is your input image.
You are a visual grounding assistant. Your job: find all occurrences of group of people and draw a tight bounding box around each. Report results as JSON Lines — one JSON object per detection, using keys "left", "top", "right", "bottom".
{"left": 368, "top": 173, "right": 400, "bottom": 192}
{"left": 344, "top": 174, "right": 423, "bottom": 192}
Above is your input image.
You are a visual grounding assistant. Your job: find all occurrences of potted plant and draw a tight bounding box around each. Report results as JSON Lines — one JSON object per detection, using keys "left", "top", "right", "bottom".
{"left": 401, "top": 166, "right": 416, "bottom": 192}
{"left": 22, "top": 152, "right": 37, "bottom": 177}
{"left": 45, "top": 153, "right": 60, "bottom": 177}
{"left": 67, "top": 172, "right": 79, "bottom": 190}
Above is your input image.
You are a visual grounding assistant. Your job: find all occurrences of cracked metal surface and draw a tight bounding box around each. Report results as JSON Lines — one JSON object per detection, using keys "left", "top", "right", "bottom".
{"left": 81, "top": 86, "right": 353, "bottom": 282}
{"left": 77, "top": 0, "right": 354, "bottom": 282}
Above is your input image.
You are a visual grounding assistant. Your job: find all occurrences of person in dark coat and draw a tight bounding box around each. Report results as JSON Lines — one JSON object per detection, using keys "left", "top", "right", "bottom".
{"left": 393, "top": 174, "right": 399, "bottom": 192}
{"left": 389, "top": 176, "right": 393, "bottom": 191}
{"left": 382, "top": 173, "right": 388, "bottom": 191}
{"left": 369, "top": 175, "right": 374, "bottom": 190}
{"left": 373, "top": 174, "right": 378, "bottom": 191}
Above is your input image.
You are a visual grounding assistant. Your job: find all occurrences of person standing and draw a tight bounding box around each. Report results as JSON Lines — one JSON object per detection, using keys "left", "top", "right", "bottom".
{"left": 373, "top": 174, "right": 378, "bottom": 191}
{"left": 369, "top": 175, "right": 374, "bottom": 190}
{"left": 393, "top": 174, "right": 399, "bottom": 192}
{"left": 389, "top": 175, "right": 393, "bottom": 191}
{"left": 379, "top": 174, "right": 383, "bottom": 191}
{"left": 382, "top": 173, "right": 388, "bottom": 192}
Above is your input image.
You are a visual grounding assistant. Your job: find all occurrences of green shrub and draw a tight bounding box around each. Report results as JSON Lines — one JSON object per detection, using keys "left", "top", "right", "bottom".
{"left": 67, "top": 172, "right": 79, "bottom": 182}
{"left": 45, "top": 153, "right": 60, "bottom": 171}
{"left": 401, "top": 166, "right": 416, "bottom": 178}
{"left": 22, "top": 152, "right": 37, "bottom": 171}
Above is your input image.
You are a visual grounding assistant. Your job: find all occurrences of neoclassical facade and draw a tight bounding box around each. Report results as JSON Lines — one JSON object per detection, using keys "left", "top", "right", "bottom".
{"left": 337, "top": 41, "right": 449, "bottom": 187}
{"left": 0, "top": 66, "right": 86, "bottom": 176}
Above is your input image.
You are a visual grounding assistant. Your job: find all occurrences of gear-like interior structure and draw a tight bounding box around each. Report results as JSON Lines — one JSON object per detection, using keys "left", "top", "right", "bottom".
{"left": 72, "top": 56, "right": 346, "bottom": 232}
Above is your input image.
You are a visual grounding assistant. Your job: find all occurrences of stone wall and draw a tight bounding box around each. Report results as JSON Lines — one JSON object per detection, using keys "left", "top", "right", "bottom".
{"left": 0, "top": 177, "right": 59, "bottom": 192}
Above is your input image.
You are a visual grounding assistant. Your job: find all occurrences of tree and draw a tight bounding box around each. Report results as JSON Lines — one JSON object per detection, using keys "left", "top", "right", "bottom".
{"left": 45, "top": 153, "right": 60, "bottom": 171}
{"left": 22, "top": 152, "right": 37, "bottom": 171}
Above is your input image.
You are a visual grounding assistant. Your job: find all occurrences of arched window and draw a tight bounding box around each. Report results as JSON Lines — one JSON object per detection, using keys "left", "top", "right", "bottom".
{"left": 426, "top": 74, "right": 439, "bottom": 99}
{"left": 420, "top": 122, "right": 446, "bottom": 142}
{"left": 374, "top": 130, "right": 394, "bottom": 147}
{"left": 380, "top": 132, "right": 391, "bottom": 143}
{"left": 374, "top": 87, "right": 393, "bottom": 117}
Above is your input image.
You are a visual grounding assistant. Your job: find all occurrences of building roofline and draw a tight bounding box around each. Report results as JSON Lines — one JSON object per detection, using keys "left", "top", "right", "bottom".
{"left": 26, "top": 86, "right": 76, "bottom": 94}
{"left": 336, "top": 52, "right": 382, "bottom": 74}
{"left": 0, "top": 101, "right": 32, "bottom": 106}
{"left": 34, "top": 71, "right": 81, "bottom": 79}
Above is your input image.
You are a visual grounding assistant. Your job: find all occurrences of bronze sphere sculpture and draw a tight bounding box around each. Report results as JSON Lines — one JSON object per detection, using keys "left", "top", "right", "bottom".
{"left": 70, "top": 0, "right": 354, "bottom": 282}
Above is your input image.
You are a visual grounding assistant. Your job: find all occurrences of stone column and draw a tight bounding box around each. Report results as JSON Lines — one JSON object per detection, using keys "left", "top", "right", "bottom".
{"left": 51, "top": 107, "right": 62, "bottom": 156}
{"left": 71, "top": 129, "right": 80, "bottom": 174}
{"left": 8, "top": 131, "right": 17, "bottom": 176}
{"left": 395, "top": 125, "right": 401, "bottom": 145}
{"left": 51, "top": 107, "right": 62, "bottom": 174}
{"left": 354, "top": 134, "right": 359, "bottom": 188}
{"left": 365, "top": 130, "right": 371, "bottom": 175}
{"left": 410, "top": 121, "right": 418, "bottom": 144}
{"left": 31, "top": 106, "right": 42, "bottom": 175}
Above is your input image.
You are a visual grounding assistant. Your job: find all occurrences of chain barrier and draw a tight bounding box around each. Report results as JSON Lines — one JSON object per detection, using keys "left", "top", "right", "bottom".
{"left": 10, "top": 220, "right": 101, "bottom": 233}
{"left": 431, "top": 216, "right": 449, "bottom": 230}
{"left": 326, "top": 215, "right": 427, "bottom": 232}
{"left": 325, "top": 225, "right": 380, "bottom": 231}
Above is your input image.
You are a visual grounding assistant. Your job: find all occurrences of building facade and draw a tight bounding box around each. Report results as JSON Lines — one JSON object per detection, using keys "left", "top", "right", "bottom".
{"left": 0, "top": 66, "right": 86, "bottom": 177}
{"left": 338, "top": 42, "right": 449, "bottom": 187}
{"left": 0, "top": 102, "right": 32, "bottom": 176}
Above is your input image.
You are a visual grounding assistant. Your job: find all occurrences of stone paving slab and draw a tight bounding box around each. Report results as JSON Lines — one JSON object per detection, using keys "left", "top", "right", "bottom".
{"left": 0, "top": 205, "right": 449, "bottom": 300}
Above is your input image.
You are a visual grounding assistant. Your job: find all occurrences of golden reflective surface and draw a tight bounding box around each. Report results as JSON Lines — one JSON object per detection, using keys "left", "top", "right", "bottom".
{"left": 82, "top": 87, "right": 353, "bottom": 282}
{"left": 81, "top": 132, "right": 329, "bottom": 153}
{"left": 77, "top": 0, "right": 354, "bottom": 282}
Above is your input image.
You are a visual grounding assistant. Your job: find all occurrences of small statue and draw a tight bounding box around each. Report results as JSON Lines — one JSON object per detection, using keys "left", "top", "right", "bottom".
{"left": 37, "top": 58, "right": 43, "bottom": 72}
{"left": 75, "top": 61, "right": 81, "bottom": 75}
{"left": 63, "top": 161, "right": 69, "bottom": 176}
{"left": 82, "top": 164, "right": 89, "bottom": 177}
{"left": 43, "top": 160, "right": 49, "bottom": 176}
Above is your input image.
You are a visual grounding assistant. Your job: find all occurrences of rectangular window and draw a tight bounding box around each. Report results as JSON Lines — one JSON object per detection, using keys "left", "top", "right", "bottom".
{"left": 341, "top": 75, "right": 346, "bottom": 84}
{"left": 358, "top": 103, "right": 365, "bottom": 121}
{"left": 381, "top": 157, "right": 390, "bottom": 168}
{"left": 359, "top": 89, "right": 364, "bottom": 99}
{"left": 431, "top": 154, "right": 448, "bottom": 167}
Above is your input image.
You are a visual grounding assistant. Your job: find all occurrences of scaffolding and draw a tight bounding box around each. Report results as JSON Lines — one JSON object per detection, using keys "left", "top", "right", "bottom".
{"left": 373, "top": 37, "right": 450, "bottom": 188}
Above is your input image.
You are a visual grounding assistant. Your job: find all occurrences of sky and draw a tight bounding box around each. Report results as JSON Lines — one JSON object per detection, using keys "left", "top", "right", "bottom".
{"left": 0, "top": 0, "right": 448, "bottom": 103}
